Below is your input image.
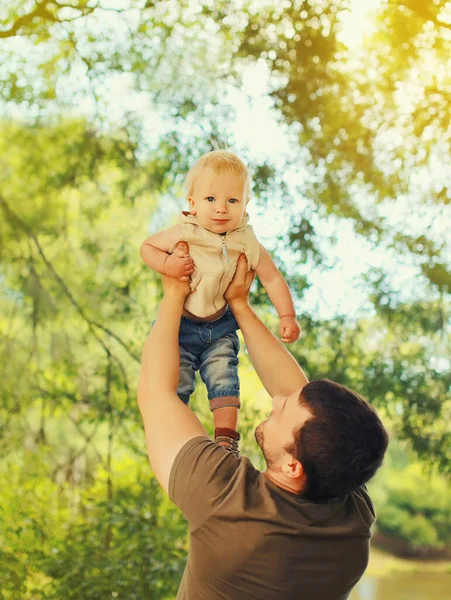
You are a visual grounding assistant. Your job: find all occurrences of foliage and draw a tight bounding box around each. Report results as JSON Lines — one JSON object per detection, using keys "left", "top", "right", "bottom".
{"left": 369, "top": 443, "right": 451, "bottom": 555}
{"left": 0, "top": 1, "right": 450, "bottom": 594}
{"left": 237, "top": 0, "right": 450, "bottom": 288}
{"left": 0, "top": 446, "right": 186, "bottom": 599}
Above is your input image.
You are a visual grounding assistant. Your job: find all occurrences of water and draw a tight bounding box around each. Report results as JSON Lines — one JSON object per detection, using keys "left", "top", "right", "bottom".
{"left": 349, "top": 572, "right": 451, "bottom": 600}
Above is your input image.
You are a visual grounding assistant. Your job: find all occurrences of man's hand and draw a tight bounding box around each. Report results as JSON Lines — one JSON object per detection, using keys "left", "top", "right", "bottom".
{"left": 225, "top": 254, "right": 255, "bottom": 305}
{"left": 163, "top": 242, "right": 194, "bottom": 281}
{"left": 280, "top": 316, "right": 301, "bottom": 344}
{"left": 162, "top": 272, "right": 191, "bottom": 299}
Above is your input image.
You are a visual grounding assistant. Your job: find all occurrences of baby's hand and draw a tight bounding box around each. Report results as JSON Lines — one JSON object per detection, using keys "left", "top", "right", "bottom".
{"left": 280, "top": 316, "right": 300, "bottom": 344}
{"left": 164, "top": 242, "right": 194, "bottom": 282}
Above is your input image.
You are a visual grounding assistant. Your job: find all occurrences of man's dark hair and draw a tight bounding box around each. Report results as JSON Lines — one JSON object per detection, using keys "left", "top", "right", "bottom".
{"left": 286, "top": 379, "right": 389, "bottom": 502}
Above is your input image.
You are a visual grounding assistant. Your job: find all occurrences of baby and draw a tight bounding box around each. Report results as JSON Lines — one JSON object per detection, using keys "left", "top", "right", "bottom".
{"left": 140, "top": 150, "right": 300, "bottom": 457}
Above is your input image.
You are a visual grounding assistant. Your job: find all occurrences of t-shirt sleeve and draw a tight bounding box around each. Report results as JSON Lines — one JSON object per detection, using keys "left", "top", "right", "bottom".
{"left": 169, "top": 436, "right": 241, "bottom": 530}
{"left": 354, "top": 485, "right": 376, "bottom": 524}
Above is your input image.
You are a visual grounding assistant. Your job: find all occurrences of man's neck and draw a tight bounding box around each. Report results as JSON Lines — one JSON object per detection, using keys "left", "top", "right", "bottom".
{"left": 263, "top": 470, "right": 303, "bottom": 495}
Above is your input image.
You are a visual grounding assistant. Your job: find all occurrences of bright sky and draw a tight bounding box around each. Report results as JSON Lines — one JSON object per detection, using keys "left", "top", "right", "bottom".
{"left": 340, "top": 0, "right": 382, "bottom": 47}
{"left": 228, "top": 0, "right": 382, "bottom": 158}
{"left": 223, "top": 0, "right": 396, "bottom": 319}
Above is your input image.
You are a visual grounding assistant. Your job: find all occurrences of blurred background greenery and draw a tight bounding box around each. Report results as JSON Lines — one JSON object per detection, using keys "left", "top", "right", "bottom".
{"left": 0, "top": 1, "right": 450, "bottom": 598}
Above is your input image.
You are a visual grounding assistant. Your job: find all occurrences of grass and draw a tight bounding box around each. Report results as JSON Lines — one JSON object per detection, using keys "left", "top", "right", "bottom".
{"left": 367, "top": 546, "right": 451, "bottom": 577}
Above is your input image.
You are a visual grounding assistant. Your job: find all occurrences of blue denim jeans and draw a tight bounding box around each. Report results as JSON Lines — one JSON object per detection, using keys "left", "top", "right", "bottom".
{"left": 177, "top": 308, "right": 240, "bottom": 411}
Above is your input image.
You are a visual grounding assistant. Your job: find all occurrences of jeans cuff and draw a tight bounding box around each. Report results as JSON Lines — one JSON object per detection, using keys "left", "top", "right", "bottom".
{"left": 209, "top": 395, "right": 241, "bottom": 411}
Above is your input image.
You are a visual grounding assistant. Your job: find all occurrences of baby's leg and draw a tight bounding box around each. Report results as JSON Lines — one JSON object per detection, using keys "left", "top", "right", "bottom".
{"left": 199, "top": 332, "right": 241, "bottom": 457}
{"left": 213, "top": 405, "right": 238, "bottom": 430}
{"left": 178, "top": 345, "right": 200, "bottom": 405}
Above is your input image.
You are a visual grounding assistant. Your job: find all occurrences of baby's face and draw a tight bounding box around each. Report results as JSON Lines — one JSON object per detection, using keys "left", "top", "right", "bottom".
{"left": 188, "top": 167, "right": 248, "bottom": 234}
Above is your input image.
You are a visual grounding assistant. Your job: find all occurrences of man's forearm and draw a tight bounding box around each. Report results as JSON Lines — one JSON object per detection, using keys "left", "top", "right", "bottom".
{"left": 137, "top": 282, "right": 207, "bottom": 494}
{"left": 140, "top": 242, "right": 168, "bottom": 275}
{"left": 229, "top": 300, "right": 308, "bottom": 398}
{"left": 141, "top": 295, "right": 184, "bottom": 398}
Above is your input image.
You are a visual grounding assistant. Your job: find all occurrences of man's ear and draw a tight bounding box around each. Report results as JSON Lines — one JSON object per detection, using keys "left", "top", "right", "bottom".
{"left": 188, "top": 197, "right": 196, "bottom": 215}
{"left": 282, "top": 457, "right": 304, "bottom": 480}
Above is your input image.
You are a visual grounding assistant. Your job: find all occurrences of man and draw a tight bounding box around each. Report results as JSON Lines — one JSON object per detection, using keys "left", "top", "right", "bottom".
{"left": 137, "top": 253, "right": 389, "bottom": 600}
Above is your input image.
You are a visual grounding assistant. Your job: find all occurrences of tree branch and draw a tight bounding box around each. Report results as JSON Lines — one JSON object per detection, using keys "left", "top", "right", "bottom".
{"left": 0, "top": 194, "right": 140, "bottom": 363}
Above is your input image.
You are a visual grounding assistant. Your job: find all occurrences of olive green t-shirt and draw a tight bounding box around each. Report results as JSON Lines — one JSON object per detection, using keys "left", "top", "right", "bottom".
{"left": 169, "top": 437, "right": 376, "bottom": 600}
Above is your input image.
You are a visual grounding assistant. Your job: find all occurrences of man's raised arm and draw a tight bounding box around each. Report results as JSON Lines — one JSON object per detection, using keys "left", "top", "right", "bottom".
{"left": 138, "top": 246, "right": 207, "bottom": 495}
{"left": 225, "top": 254, "right": 309, "bottom": 398}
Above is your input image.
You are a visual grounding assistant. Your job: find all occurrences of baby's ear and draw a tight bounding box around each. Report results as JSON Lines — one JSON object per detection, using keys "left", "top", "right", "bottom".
{"left": 188, "top": 197, "right": 196, "bottom": 215}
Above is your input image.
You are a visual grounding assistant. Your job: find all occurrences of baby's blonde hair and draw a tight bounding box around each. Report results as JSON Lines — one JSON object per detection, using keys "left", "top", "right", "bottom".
{"left": 184, "top": 150, "right": 251, "bottom": 200}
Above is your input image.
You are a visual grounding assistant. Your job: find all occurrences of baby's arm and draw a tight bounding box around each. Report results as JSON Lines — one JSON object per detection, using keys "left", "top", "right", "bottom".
{"left": 140, "top": 226, "right": 194, "bottom": 281}
{"left": 255, "top": 244, "right": 300, "bottom": 343}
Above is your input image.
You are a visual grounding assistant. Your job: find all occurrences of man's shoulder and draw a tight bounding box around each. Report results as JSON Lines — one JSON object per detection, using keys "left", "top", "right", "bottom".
{"left": 168, "top": 437, "right": 260, "bottom": 529}
{"left": 350, "top": 484, "right": 376, "bottom": 522}
{"left": 170, "top": 437, "right": 256, "bottom": 486}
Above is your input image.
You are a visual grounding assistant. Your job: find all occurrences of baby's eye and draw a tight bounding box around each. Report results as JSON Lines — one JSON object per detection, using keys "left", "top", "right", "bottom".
{"left": 228, "top": 198, "right": 238, "bottom": 204}
{"left": 206, "top": 196, "right": 215, "bottom": 202}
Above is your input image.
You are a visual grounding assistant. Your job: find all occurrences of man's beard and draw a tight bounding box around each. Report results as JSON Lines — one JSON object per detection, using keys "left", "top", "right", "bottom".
{"left": 255, "top": 420, "right": 276, "bottom": 468}
{"left": 255, "top": 420, "right": 287, "bottom": 471}
{"left": 255, "top": 421, "right": 265, "bottom": 451}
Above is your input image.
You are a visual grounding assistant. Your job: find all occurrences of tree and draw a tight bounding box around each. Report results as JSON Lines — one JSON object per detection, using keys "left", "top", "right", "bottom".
{"left": 0, "top": 8, "right": 449, "bottom": 593}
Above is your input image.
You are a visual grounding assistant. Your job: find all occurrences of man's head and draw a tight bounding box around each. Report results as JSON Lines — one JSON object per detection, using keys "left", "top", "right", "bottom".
{"left": 255, "top": 380, "right": 389, "bottom": 501}
{"left": 184, "top": 151, "right": 250, "bottom": 234}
